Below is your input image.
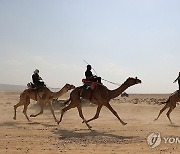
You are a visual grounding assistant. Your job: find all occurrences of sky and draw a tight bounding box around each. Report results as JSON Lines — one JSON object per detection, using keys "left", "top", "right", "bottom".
{"left": 0, "top": 0, "right": 180, "bottom": 93}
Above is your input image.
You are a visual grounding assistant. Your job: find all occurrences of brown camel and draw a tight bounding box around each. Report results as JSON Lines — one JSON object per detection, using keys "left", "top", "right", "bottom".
{"left": 57, "top": 77, "right": 142, "bottom": 130}
{"left": 154, "top": 90, "right": 180, "bottom": 124}
{"left": 13, "top": 84, "right": 75, "bottom": 122}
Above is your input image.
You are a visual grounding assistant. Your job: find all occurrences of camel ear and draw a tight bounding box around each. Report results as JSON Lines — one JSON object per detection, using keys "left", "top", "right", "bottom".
{"left": 135, "top": 77, "right": 137, "bottom": 79}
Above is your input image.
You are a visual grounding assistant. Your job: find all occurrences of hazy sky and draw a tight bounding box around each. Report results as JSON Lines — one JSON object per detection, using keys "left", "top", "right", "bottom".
{"left": 0, "top": 0, "right": 180, "bottom": 93}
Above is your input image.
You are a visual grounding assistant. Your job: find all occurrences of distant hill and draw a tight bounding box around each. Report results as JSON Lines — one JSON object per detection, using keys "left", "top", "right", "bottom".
{"left": 0, "top": 84, "right": 62, "bottom": 92}
{"left": 0, "top": 84, "right": 26, "bottom": 92}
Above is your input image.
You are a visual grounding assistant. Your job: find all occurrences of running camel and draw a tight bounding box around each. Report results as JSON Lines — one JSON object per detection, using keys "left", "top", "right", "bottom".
{"left": 57, "top": 77, "right": 142, "bottom": 130}
{"left": 13, "top": 84, "right": 75, "bottom": 122}
{"left": 154, "top": 90, "right": 180, "bottom": 124}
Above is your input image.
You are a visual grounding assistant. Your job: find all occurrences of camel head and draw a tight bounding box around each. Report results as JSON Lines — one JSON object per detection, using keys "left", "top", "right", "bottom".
{"left": 125, "top": 77, "right": 142, "bottom": 86}
{"left": 64, "top": 83, "right": 75, "bottom": 91}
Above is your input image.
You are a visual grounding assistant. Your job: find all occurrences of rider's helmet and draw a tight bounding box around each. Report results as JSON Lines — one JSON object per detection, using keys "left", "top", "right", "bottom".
{"left": 34, "top": 69, "right": 39, "bottom": 74}
{"left": 87, "top": 65, "right": 92, "bottom": 70}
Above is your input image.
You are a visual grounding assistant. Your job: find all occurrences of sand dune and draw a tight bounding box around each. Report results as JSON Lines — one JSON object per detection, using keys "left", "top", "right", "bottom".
{"left": 0, "top": 92, "right": 180, "bottom": 154}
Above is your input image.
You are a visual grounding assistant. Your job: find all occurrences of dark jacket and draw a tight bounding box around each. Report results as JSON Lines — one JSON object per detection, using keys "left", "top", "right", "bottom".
{"left": 85, "top": 70, "right": 93, "bottom": 80}
{"left": 32, "top": 73, "right": 41, "bottom": 85}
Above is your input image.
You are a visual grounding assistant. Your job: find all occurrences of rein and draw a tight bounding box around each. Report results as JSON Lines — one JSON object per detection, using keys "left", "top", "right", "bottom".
{"left": 83, "top": 60, "right": 121, "bottom": 87}
{"left": 101, "top": 78, "right": 121, "bottom": 86}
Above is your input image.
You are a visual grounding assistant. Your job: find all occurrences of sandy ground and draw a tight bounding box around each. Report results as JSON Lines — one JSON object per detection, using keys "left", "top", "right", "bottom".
{"left": 0, "top": 92, "right": 180, "bottom": 154}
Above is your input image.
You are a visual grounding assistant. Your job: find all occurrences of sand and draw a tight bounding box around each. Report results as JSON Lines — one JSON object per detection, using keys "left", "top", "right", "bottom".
{"left": 0, "top": 91, "right": 180, "bottom": 154}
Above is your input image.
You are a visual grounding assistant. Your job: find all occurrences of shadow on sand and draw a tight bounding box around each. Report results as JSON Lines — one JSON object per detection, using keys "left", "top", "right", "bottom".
{"left": 0, "top": 121, "right": 43, "bottom": 127}
{"left": 0, "top": 121, "right": 17, "bottom": 127}
{"left": 168, "top": 124, "right": 180, "bottom": 128}
{"left": 51, "top": 128, "right": 140, "bottom": 144}
{"left": 26, "top": 121, "right": 58, "bottom": 127}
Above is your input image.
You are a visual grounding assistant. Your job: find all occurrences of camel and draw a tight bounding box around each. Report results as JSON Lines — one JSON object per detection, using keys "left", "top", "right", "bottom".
{"left": 154, "top": 90, "right": 180, "bottom": 124}
{"left": 57, "top": 77, "right": 142, "bottom": 130}
{"left": 13, "top": 83, "right": 75, "bottom": 122}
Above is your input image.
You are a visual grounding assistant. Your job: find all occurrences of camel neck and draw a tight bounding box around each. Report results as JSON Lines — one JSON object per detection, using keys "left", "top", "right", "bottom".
{"left": 52, "top": 87, "right": 67, "bottom": 98}
{"left": 109, "top": 82, "right": 132, "bottom": 99}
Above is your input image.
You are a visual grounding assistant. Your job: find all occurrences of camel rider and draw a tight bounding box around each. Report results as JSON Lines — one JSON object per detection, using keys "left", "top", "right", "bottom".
{"left": 83, "top": 65, "right": 102, "bottom": 100}
{"left": 85, "top": 65, "right": 102, "bottom": 84}
{"left": 173, "top": 72, "right": 180, "bottom": 91}
{"left": 32, "top": 69, "right": 45, "bottom": 89}
{"left": 85, "top": 65, "right": 93, "bottom": 80}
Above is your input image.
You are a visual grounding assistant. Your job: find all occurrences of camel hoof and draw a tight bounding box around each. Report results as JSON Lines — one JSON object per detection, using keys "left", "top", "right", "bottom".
{"left": 88, "top": 126, "right": 92, "bottom": 130}
{"left": 122, "top": 122, "right": 127, "bottom": 126}
{"left": 88, "top": 125, "right": 92, "bottom": 129}
{"left": 170, "top": 122, "right": 174, "bottom": 125}
{"left": 13, "top": 117, "right": 16, "bottom": 120}
{"left": 154, "top": 118, "right": 157, "bottom": 121}
{"left": 30, "top": 115, "right": 34, "bottom": 117}
{"left": 87, "top": 124, "right": 92, "bottom": 129}
{"left": 57, "top": 121, "right": 60, "bottom": 125}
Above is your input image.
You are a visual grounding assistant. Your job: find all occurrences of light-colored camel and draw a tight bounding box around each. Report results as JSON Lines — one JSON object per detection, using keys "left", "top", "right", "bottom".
{"left": 13, "top": 84, "right": 75, "bottom": 122}
{"left": 154, "top": 90, "right": 180, "bottom": 124}
{"left": 57, "top": 77, "right": 142, "bottom": 130}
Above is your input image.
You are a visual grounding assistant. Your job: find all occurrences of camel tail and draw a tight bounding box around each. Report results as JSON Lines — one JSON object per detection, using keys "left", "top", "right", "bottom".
{"left": 63, "top": 97, "right": 71, "bottom": 105}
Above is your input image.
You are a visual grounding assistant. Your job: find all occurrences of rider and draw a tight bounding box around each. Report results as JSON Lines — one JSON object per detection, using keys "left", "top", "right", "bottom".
{"left": 32, "top": 69, "right": 45, "bottom": 89}
{"left": 173, "top": 72, "right": 180, "bottom": 91}
{"left": 82, "top": 65, "right": 102, "bottom": 100}
{"left": 85, "top": 65, "right": 102, "bottom": 84}
{"left": 85, "top": 65, "right": 94, "bottom": 81}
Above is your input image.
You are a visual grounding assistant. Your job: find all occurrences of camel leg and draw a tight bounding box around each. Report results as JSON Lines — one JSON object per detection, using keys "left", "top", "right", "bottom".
{"left": 30, "top": 102, "right": 44, "bottom": 117}
{"left": 166, "top": 105, "right": 176, "bottom": 124}
{"left": 13, "top": 95, "right": 29, "bottom": 120}
{"left": 154, "top": 104, "right": 169, "bottom": 121}
{"left": 105, "top": 103, "right": 127, "bottom": 126}
{"left": 57, "top": 102, "right": 76, "bottom": 124}
{"left": 23, "top": 101, "right": 31, "bottom": 122}
{"left": 85, "top": 105, "right": 103, "bottom": 123}
{"left": 49, "top": 103, "right": 58, "bottom": 122}
{"left": 13, "top": 101, "right": 24, "bottom": 120}
{"left": 76, "top": 104, "right": 92, "bottom": 130}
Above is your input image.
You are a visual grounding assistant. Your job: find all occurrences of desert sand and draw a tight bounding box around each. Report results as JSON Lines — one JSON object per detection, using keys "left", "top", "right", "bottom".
{"left": 0, "top": 91, "right": 180, "bottom": 154}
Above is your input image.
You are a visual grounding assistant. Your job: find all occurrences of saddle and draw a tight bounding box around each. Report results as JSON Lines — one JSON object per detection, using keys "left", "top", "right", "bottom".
{"left": 27, "top": 82, "right": 46, "bottom": 90}
{"left": 27, "top": 82, "right": 45, "bottom": 101}
{"left": 27, "top": 82, "right": 36, "bottom": 89}
{"left": 80, "top": 79, "right": 99, "bottom": 101}
{"left": 82, "top": 79, "right": 97, "bottom": 90}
